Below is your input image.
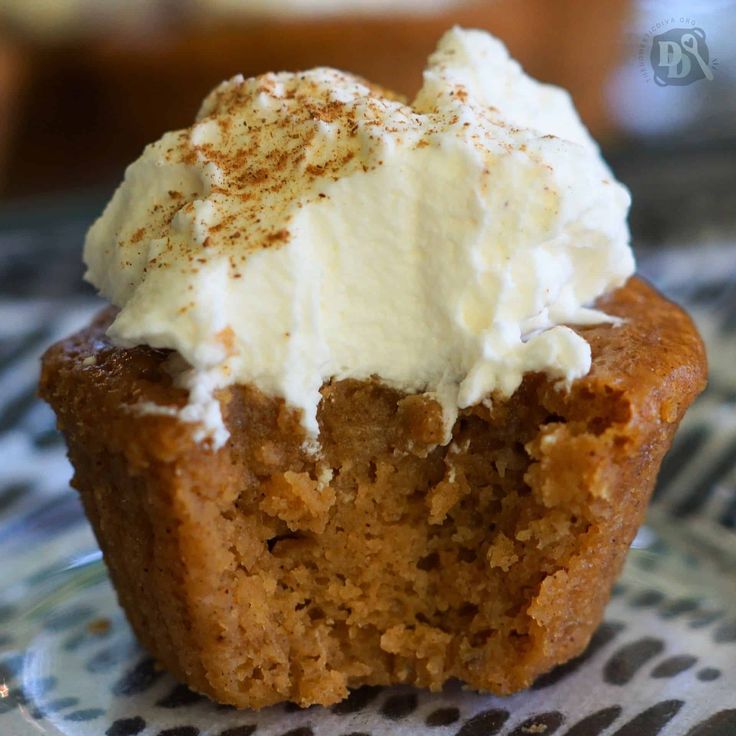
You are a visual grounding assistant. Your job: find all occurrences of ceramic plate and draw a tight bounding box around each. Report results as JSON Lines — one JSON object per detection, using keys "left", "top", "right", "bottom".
{"left": 1, "top": 219, "right": 735, "bottom": 735}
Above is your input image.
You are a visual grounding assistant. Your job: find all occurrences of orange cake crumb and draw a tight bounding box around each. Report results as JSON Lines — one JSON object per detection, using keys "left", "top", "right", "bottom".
{"left": 40, "top": 277, "right": 706, "bottom": 708}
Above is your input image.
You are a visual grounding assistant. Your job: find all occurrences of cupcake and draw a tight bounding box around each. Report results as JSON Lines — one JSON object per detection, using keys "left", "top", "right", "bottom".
{"left": 40, "top": 28, "right": 706, "bottom": 708}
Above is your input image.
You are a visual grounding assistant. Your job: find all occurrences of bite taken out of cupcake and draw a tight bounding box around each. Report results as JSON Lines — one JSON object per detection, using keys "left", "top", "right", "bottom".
{"left": 40, "top": 28, "right": 706, "bottom": 709}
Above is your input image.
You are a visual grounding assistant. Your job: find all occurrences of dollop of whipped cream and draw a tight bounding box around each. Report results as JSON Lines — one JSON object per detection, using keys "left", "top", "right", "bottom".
{"left": 85, "top": 27, "right": 634, "bottom": 448}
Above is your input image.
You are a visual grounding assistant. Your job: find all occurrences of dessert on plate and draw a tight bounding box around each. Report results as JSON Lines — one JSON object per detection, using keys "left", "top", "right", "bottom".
{"left": 40, "top": 28, "right": 706, "bottom": 709}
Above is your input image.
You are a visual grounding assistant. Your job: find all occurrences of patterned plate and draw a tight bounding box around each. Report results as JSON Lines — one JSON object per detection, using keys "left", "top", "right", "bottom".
{"left": 0, "top": 202, "right": 735, "bottom": 735}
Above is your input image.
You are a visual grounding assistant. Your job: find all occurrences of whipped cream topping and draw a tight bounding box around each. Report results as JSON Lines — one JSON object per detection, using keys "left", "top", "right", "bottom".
{"left": 85, "top": 27, "right": 634, "bottom": 448}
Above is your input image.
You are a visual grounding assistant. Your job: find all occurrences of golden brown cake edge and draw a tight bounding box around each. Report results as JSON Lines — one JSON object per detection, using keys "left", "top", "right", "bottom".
{"left": 39, "top": 276, "right": 707, "bottom": 708}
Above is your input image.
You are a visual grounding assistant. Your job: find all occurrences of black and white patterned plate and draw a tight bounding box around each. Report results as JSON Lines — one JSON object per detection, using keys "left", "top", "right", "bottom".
{"left": 0, "top": 200, "right": 734, "bottom": 736}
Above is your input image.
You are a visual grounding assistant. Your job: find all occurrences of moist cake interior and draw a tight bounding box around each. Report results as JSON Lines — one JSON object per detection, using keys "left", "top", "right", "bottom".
{"left": 40, "top": 277, "right": 707, "bottom": 707}
{"left": 210, "top": 373, "right": 626, "bottom": 702}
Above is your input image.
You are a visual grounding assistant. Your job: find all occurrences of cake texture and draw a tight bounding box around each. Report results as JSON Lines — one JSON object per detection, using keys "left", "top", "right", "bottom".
{"left": 40, "top": 276, "right": 706, "bottom": 708}
{"left": 38, "top": 26, "right": 705, "bottom": 710}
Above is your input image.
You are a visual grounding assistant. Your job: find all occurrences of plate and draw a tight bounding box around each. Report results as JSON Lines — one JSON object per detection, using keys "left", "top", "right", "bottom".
{"left": 0, "top": 225, "right": 735, "bottom": 734}
{"left": 0, "top": 513, "right": 735, "bottom": 736}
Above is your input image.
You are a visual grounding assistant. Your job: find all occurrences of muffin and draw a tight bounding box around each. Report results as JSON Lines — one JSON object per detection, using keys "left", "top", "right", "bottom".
{"left": 40, "top": 28, "right": 706, "bottom": 709}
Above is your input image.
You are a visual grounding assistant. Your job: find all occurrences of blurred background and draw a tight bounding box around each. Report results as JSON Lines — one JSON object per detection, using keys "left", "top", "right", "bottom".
{"left": 0, "top": 0, "right": 735, "bottom": 250}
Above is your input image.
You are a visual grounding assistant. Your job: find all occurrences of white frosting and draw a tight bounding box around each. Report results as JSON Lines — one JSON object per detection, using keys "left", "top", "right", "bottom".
{"left": 84, "top": 28, "right": 634, "bottom": 447}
